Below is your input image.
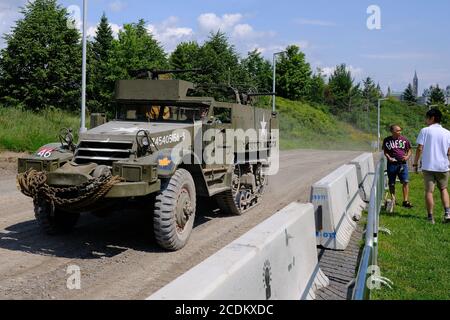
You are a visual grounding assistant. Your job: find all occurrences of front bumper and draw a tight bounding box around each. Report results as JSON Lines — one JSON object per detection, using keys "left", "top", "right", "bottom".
{"left": 46, "top": 172, "right": 161, "bottom": 198}
{"left": 105, "top": 180, "right": 161, "bottom": 198}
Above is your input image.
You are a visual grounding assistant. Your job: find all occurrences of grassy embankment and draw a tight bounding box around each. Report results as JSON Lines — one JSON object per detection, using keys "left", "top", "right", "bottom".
{"left": 276, "top": 97, "right": 375, "bottom": 151}
{"left": 1, "top": 100, "right": 376, "bottom": 153}
{"left": 338, "top": 98, "right": 428, "bottom": 146}
{"left": 372, "top": 174, "right": 450, "bottom": 300}
{"left": 0, "top": 107, "right": 82, "bottom": 152}
{"left": 1, "top": 97, "right": 427, "bottom": 153}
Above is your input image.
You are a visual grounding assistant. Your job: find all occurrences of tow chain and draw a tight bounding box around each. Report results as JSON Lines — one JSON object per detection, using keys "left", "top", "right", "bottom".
{"left": 17, "top": 169, "right": 124, "bottom": 210}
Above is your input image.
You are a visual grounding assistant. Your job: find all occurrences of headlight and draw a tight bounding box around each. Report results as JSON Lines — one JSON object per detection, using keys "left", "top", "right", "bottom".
{"left": 65, "top": 134, "right": 73, "bottom": 144}
{"left": 142, "top": 137, "right": 150, "bottom": 147}
{"left": 59, "top": 128, "right": 75, "bottom": 150}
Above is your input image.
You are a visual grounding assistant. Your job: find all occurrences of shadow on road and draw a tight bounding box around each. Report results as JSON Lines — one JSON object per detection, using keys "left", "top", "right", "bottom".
{"left": 0, "top": 196, "right": 230, "bottom": 260}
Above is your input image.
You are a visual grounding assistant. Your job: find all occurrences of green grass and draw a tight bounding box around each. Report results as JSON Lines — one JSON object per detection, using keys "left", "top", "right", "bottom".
{"left": 372, "top": 174, "right": 450, "bottom": 300}
{"left": 277, "top": 97, "right": 375, "bottom": 151}
{"left": 338, "top": 98, "right": 429, "bottom": 146}
{"left": 0, "top": 106, "right": 82, "bottom": 152}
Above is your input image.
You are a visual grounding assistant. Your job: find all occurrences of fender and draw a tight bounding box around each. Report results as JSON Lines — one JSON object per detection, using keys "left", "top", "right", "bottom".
{"left": 18, "top": 143, "right": 74, "bottom": 173}
{"left": 145, "top": 148, "right": 202, "bottom": 177}
{"left": 146, "top": 148, "right": 210, "bottom": 196}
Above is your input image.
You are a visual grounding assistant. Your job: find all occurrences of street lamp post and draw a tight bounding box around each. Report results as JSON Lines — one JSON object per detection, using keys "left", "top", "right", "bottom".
{"left": 80, "top": 0, "right": 88, "bottom": 134}
{"left": 272, "top": 51, "right": 285, "bottom": 113}
{"left": 377, "top": 98, "right": 388, "bottom": 152}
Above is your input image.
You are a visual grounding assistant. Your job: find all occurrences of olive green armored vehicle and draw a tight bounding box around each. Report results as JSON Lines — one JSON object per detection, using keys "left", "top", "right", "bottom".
{"left": 17, "top": 72, "right": 279, "bottom": 250}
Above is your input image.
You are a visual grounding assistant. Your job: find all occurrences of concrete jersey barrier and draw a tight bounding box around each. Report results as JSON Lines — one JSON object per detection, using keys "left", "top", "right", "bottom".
{"left": 349, "top": 153, "right": 375, "bottom": 203}
{"left": 311, "top": 164, "right": 365, "bottom": 250}
{"left": 148, "top": 202, "right": 329, "bottom": 300}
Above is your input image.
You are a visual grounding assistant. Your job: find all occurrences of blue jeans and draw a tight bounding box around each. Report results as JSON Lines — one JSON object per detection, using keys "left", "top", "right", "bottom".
{"left": 387, "top": 162, "right": 409, "bottom": 187}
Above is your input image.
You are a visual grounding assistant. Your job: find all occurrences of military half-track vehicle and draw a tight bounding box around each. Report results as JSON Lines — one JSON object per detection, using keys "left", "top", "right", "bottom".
{"left": 17, "top": 73, "right": 279, "bottom": 250}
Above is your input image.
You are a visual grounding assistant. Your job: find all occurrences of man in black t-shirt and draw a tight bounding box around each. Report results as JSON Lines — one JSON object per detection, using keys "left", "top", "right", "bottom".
{"left": 383, "top": 124, "right": 413, "bottom": 209}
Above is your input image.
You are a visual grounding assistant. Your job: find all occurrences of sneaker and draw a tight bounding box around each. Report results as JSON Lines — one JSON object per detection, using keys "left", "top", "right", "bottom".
{"left": 402, "top": 201, "right": 413, "bottom": 209}
{"left": 428, "top": 214, "right": 436, "bottom": 225}
{"left": 444, "top": 213, "right": 450, "bottom": 223}
{"left": 386, "top": 199, "right": 395, "bottom": 213}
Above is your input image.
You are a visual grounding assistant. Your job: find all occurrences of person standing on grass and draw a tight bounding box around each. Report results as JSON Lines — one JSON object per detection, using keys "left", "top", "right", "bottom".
{"left": 413, "top": 109, "right": 450, "bottom": 225}
{"left": 383, "top": 125, "right": 413, "bottom": 209}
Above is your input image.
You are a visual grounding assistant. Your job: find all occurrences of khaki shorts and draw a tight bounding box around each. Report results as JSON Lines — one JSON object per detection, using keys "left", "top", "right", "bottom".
{"left": 423, "top": 171, "right": 450, "bottom": 193}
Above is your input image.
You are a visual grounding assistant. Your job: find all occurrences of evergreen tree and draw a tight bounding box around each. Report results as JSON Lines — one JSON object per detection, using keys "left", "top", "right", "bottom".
{"left": 198, "top": 31, "right": 242, "bottom": 87}
{"left": 403, "top": 83, "right": 417, "bottom": 104}
{"left": 428, "top": 85, "right": 446, "bottom": 105}
{"left": 89, "top": 13, "right": 114, "bottom": 112}
{"left": 170, "top": 41, "right": 201, "bottom": 71}
{"left": 172, "top": 32, "right": 243, "bottom": 100}
{"left": 376, "top": 83, "right": 383, "bottom": 98}
{"left": 362, "top": 77, "right": 380, "bottom": 105}
{"left": 276, "top": 45, "right": 312, "bottom": 100}
{"left": 169, "top": 41, "right": 201, "bottom": 82}
{"left": 109, "top": 19, "right": 168, "bottom": 80}
{"left": 0, "top": 0, "right": 81, "bottom": 111}
{"left": 326, "top": 64, "right": 356, "bottom": 113}
{"left": 93, "top": 13, "right": 114, "bottom": 62}
{"left": 308, "top": 69, "right": 326, "bottom": 104}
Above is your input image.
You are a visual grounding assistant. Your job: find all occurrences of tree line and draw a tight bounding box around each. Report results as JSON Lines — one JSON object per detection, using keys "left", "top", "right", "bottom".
{"left": 0, "top": 0, "right": 446, "bottom": 117}
{"left": 403, "top": 83, "right": 447, "bottom": 106}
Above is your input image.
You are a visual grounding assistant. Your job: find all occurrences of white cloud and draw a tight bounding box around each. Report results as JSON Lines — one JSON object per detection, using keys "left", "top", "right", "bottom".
{"left": 232, "top": 23, "right": 276, "bottom": 41}
{"left": 321, "top": 65, "right": 364, "bottom": 78}
{"left": 254, "top": 41, "right": 309, "bottom": 59}
{"left": 109, "top": 0, "right": 126, "bottom": 13}
{"left": 196, "top": 12, "right": 283, "bottom": 57}
{"left": 295, "top": 19, "right": 336, "bottom": 27}
{"left": 87, "top": 23, "right": 122, "bottom": 39}
{"left": 198, "top": 13, "right": 243, "bottom": 33}
{"left": 253, "top": 44, "right": 286, "bottom": 55}
{"left": 109, "top": 23, "right": 122, "bottom": 38}
{"left": 146, "top": 17, "right": 194, "bottom": 52}
{"left": 87, "top": 26, "right": 97, "bottom": 38}
{"left": 293, "top": 41, "right": 310, "bottom": 50}
{"left": 232, "top": 23, "right": 253, "bottom": 38}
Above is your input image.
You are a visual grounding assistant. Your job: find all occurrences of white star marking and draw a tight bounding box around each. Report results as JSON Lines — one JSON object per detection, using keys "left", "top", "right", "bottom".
{"left": 111, "top": 127, "right": 145, "bottom": 133}
{"left": 260, "top": 115, "right": 268, "bottom": 138}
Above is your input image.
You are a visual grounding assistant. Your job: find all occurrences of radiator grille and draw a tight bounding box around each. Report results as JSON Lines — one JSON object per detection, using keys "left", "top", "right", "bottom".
{"left": 74, "top": 140, "right": 132, "bottom": 166}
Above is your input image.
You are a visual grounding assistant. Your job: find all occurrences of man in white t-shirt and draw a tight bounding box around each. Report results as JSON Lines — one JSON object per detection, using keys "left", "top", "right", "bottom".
{"left": 413, "top": 109, "right": 450, "bottom": 224}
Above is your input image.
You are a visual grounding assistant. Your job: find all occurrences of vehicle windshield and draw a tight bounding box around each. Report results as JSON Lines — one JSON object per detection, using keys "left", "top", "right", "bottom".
{"left": 117, "top": 104, "right": 209, "bottom": 123}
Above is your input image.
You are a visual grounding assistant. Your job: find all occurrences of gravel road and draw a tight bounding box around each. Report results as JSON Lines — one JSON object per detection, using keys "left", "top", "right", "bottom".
{"left": 0, "top": 149, "right": 362, "bottom": 299}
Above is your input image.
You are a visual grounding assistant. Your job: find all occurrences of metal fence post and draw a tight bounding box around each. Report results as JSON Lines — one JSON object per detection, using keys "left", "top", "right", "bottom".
{"left": 353, "top": 153, "right": 386, "bottom": 300}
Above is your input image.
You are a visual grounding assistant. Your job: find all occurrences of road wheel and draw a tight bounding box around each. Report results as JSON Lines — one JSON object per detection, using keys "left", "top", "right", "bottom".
{"left": 34, "top": 199, "right": 80, "bottom": 235}
{"left": 153, "top": 169, "right": 196, "bottom": 251}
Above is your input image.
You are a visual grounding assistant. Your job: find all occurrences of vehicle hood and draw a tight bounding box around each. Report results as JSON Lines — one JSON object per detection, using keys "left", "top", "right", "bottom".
{"left": 80, "top": 121, "right": 192, "bottom": 141}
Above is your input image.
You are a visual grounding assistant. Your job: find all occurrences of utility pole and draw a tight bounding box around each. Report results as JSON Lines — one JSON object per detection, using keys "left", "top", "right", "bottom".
{"left": 377, "top": 98, "right": 388, "bottom": 152}
{"left": 80, "top": 0, "right": 88, "bottom": 134}
{"left": 272, "top": 51, "right": 285, "bottom": 113}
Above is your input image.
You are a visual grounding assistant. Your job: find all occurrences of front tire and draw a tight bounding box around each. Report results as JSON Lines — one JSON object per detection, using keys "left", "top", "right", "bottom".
{"left": 34, "top": 200, "right": 80, "bottom": 235}
{"left": 153, "top": 169, "right": 196, "bottom": 251}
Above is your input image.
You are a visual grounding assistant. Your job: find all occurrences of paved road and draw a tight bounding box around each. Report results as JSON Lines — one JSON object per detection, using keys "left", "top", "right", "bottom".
{"left": 0, "top": 149, "right": 362, "bottom": 299}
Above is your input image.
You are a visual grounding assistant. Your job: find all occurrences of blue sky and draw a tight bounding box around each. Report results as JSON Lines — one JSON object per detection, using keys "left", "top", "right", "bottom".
{"left": 1, "top": 0, "right": 449, "bottom": 94}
